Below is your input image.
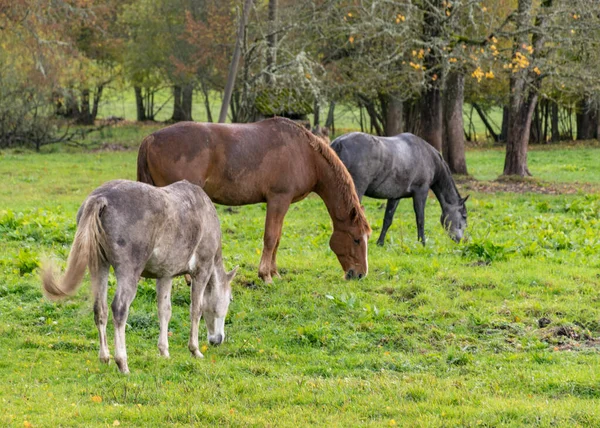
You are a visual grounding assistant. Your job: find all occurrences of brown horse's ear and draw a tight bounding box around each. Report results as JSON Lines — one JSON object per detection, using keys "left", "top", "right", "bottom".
{"left": 360, "top": 205, "right": 365, "bottom": 212}
{"left": 227, "top": 266, "right": 239, "bottom": 283}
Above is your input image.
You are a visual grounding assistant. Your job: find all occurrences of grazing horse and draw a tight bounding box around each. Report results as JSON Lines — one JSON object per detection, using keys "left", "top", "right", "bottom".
{"left": 42, "top": 180, "right": 237, "bottom": 374}
{"left": 331, "top": 132, "right": 468, "bottom": 246}
{"left": 137, "top": 117, "right": 371, "bottom": 283}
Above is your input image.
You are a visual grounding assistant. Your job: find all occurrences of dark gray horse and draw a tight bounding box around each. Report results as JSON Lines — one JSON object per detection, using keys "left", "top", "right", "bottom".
{"left": 331, "top": 132, "right": 468, "bottom": 246}
{"left": 42, "top": 180, "right": 237, "bottom": 374}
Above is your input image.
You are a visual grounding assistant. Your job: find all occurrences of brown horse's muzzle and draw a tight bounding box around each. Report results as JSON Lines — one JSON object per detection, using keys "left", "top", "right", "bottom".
{"left": 345, "top": 269, "right": 365, "bottom": 280}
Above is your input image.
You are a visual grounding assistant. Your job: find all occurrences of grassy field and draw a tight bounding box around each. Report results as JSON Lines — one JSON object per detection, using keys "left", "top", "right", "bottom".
{"left": 1, "top": 139, "right": 599, "bottom": 426}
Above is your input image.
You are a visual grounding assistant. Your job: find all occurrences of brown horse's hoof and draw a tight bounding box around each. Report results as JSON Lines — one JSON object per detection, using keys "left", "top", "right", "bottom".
{"left": 259, "top": 274, "right": 273, "bottom": 284}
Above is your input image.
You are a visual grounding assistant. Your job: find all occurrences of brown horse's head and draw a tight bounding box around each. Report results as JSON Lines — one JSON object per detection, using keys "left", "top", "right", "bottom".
{"left": 329, "top": 207, "right": 370, "bottom": 280}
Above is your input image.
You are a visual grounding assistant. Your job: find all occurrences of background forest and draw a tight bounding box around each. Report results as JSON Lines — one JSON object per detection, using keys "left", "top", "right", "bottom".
{"left": 2, "top": 0, "right": 600, "bottom": 176}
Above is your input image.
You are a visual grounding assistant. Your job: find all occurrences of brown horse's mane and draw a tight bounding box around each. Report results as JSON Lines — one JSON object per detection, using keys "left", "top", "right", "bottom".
{"left": 267, "top": 117, "right": 371, "bottom": 234}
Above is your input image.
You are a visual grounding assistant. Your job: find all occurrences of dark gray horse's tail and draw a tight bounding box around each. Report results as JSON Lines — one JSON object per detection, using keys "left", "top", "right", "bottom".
{"left": 41, "top": 197, "right": 107, "bottom": 300}
{"left": 137, "top": 135, "right": 155, "bottom": 185}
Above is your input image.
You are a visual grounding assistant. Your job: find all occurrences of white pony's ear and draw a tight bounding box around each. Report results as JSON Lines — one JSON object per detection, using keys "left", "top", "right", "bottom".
{"left": 462, "top": 195, "right": 470, "bottom": 203}
{"left": 227, "top": 266, "right": 239, "bottom": 283}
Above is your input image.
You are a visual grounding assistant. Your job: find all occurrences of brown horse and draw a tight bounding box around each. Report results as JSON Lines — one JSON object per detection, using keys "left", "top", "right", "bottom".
{"left": 137, "top": 117, "right": 371, "bottom": 283}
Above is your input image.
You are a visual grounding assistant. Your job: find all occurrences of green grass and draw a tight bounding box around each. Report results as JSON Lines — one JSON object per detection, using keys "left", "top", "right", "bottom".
{"left": 1, "top": 143, "right": 600, "bottom": 426}
{"left": 467, "top": 142, "right": 600, "bottom": 182}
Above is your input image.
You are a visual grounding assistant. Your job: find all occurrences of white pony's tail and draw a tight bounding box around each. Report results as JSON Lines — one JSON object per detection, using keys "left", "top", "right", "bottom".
{"left": 41, "top": 197, "right": 107, "bottom": 300}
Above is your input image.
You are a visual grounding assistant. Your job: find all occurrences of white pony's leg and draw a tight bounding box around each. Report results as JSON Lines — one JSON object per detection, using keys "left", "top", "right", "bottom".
{"left": 92, "top": 261, "right": 111, "bottom": 364}
{"left": 156, "top": 277, "right": 173, "bottom": 358}
{"left": 111, "top": 270, "right": 138, "bottom": 374}
{"left": 188, "top": 267, "right": 211, "bottom": 358}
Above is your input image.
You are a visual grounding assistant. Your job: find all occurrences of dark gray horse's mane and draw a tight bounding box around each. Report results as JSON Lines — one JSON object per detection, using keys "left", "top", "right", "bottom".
{"left": 433, "top": 151, "right": 463, "bottom": 205}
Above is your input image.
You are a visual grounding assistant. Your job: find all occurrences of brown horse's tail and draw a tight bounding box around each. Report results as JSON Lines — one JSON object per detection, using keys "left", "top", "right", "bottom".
{"left": 41, "top": 197, "right": 107, "bottom": 300}
{"left": 137, "top": 134, "right": 155, "bottom": 185}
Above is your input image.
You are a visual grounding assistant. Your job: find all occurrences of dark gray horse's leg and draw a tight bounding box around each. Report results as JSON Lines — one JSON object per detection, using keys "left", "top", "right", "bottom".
{"left": 413, "top": 190, "right": 428, "bottom": 245}
{"left": 377, "top": 198, "right": 400, "bottom": 246}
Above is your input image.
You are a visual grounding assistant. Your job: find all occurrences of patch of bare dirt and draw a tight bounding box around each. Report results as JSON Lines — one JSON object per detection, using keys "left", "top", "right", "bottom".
{"left": 455, "top": 176, "right": 600, "bottom": 195}
{"left": 538, "top": 324, "right": 600, "bottom": 351}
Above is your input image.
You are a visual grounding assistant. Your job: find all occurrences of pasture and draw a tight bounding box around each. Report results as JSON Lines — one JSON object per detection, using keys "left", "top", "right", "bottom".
{"left": 1, "top": 140, "right": 600, "bottom": 426}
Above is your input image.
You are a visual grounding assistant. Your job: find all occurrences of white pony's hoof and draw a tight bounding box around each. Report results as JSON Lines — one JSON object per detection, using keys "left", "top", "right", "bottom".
{"left": 191, "top": 350, "right": 204, "bottom": 359}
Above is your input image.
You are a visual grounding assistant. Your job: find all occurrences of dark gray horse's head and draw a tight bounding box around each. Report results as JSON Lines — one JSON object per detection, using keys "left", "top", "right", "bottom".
{"left": 441, "top": 195, "right": 469, "bottom": 242}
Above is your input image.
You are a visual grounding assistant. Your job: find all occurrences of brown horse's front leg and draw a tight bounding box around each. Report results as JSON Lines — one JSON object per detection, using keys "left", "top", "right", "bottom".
{"left": 259, "top": 198, "right": 290, "bottom": 283}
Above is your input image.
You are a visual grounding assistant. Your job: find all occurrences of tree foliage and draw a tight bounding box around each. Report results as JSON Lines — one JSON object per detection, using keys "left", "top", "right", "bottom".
{"left": 1, "top": 0, "right": 600, "bottom": 176}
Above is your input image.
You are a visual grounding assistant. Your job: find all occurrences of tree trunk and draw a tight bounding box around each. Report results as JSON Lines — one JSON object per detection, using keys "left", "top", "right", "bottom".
{"left": 419, "top": 0, "right": 443, "bottom": 152}
{"left": 219, "top": 0, "right": 253, "bottom": 123}
{"left": 265, "top": 0, "right": 277, "bottom": 85}
{"left": 504, "top": 91, "right": 537, "bottom": 176}
{"left": 503, "top": 0, "right": 551, "bottom": 176}
{"left": 362, "top": 98, "right": 384, "bottom": 136}
{"left": 577, "top": 96, "right": 596, "bottom": 140}
{"left": 385, "top": 93, "right": 403, "bottom": 136}
{"left": 134, "top": 87, "right": 146, "bottom": 121}
{"left": 499, "top": 105, "right": 509, "bottom": 142}
{"left": 472, "top": 103, "right": 500, "bottom": 142}
{"left": 64, "top": 89, "right": 80, "bottom": 119}
{"left": 200, "top": 82, "right": 213, "bottom": 122}
{"left": 550, "top": 101, "right": 559, "bottom": 142}
{"left": 420, "top": 86, "right": 442, "bottom": 151}
{"left": 91, "top": 84, "right": 104, "bottom": 121}
{"left": 442, "top": 72, "right": 468, "bottom": 175}
{"left": 313, "top": 99, "right": 320, "bottom": 127}
{"left": 182, "top": 84, "right": 193, "bottom": 121}
{"left": 530, "top": 103, "right": 540, "bottom": 144}
{"left": 171, "top": 85, "right": 183, "bottom": 122}
{"left": 77, "top": 88, "right": 94, "bottom": 125}
{"left": 542, "top": 99, "right": 548, "bottom": 144}
{"left": 403, "top": 98, "right": 421, "bottom": 135}
{"left": 325, "top": 101, "right": 335, "bottom": 135}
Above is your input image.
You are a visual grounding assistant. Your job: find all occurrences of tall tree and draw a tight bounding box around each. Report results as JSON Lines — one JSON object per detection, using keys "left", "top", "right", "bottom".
{"left": 219, "top": 0, "right": 253, "bottom": 123}
{"left": 443, "top": 71, "right": 468, "bottom": 174}
{"left": 503, "top": 0, "right": 548, "bottom": 176}
{"left": 419, "top": 0, "right": 444, "bottom": 151}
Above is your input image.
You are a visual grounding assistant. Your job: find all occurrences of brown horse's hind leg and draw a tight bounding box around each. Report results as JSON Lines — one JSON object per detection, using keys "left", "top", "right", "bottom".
{"left": 270, "top": 235, "right": 282, "bottom": 279}
{"left": 259, "top": 197, "right": 291, "bottom": 283}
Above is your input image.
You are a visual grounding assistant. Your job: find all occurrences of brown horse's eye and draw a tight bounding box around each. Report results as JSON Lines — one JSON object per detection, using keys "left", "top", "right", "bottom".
{"left": 354, "top": 239, "right": 361, "bottom": 245}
